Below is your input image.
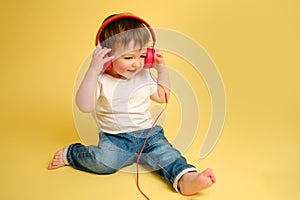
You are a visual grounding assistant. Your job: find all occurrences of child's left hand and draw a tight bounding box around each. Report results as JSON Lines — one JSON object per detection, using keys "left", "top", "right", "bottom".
{"left": 153, "top": 49, "right": 166, "bottom": 71}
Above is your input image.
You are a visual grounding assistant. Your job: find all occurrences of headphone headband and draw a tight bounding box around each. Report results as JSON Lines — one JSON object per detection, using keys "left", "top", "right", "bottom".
{"left": 95, "top": 14, "right": 156, "bottom": 46}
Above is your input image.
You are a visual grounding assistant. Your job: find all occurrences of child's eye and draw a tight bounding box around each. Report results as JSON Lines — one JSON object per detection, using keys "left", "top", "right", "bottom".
{"left": 140, "top": 55, "right": 146, "bottom": 58}
{"left": 124, "top": 57, "right": 133, "bottom": 60}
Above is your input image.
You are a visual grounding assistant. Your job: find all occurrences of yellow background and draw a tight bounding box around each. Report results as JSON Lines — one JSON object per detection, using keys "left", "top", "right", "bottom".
{"left": 1, "top": 0, "right": 299, "bottom": 199}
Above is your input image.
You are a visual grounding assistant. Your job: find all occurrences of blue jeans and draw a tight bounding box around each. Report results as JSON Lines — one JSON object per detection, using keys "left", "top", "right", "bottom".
{"left": 64, "top": 125, "right": 197, "bottom": 192}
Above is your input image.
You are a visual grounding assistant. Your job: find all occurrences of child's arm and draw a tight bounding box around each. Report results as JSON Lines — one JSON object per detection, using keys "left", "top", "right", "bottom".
{"left": 150, "top": 49, "right": 170, "bottom": 104}
{"left": 76, "top": 47, "right": 114, "bottom": 113}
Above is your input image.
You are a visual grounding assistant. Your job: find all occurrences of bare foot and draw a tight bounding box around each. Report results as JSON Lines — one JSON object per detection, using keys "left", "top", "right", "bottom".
{"left": 48, "top": 149, "right": 67, "bottom": 170}
{"left": 178, "top": 168, "right": 216, "bottom": 196}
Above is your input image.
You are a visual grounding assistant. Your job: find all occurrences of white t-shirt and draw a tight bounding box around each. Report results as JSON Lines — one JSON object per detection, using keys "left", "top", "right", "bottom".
{"left": 95, "top": 69, "right": 157, "bottom": 134}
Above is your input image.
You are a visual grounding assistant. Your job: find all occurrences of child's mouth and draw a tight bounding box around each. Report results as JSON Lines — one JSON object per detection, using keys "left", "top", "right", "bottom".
{"left": 128, "top": 69, "right": 136, "bottom": 73}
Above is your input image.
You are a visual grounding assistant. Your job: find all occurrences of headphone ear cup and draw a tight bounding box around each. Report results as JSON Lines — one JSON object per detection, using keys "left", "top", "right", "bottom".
{"left": 144, "top": 47, "right": 155, "bottom": 68}
{"left": 104, "top": 61, "right": 113, "bottom": 71}
{"left": 103, "top": 53, "right": 113, "bottom": 71}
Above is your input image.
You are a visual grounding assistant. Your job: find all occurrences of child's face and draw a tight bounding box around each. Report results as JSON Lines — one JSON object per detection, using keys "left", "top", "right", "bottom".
{"left": 108, "top": 41, "right": 147, "bottom": 79}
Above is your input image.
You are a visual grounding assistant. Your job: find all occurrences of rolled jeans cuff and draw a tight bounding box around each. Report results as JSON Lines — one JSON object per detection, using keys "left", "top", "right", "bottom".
{"left": 62, "top": 146, "right": 70, "bottom": 165}
{"left": 173, "top": 167, "right": 198, "bottom": 193}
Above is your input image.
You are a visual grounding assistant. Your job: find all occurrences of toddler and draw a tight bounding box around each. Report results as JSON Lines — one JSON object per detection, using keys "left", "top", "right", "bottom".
{"left": 48, "top": 13, "right": 216, "bottom": 196}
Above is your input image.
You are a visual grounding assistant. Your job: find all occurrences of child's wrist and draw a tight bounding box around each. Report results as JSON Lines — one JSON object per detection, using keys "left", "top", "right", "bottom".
{"left": 86, "top": 67, "right": 102, "bottom": 77}
{"left": 156, "top": 64, "right": 168, "bottom": 73}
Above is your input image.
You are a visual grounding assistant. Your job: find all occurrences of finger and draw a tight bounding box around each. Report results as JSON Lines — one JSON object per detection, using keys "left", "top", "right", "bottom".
{"left": 99, "top": 48, "right": 112, "bottom": 57}
{"left": 93, "top": 46, "right": 103, "bottom": 57}
{"left": 94, "top": 47, "right": 111, "bottom": 59}
{"left": 155, "top": 54, "right": 163, "bottom": 61}
{"left": 103, "top": 55, "right": 115, "bottom": 62}
{"left": 103, "top": 47, "right": 112, "bottom": 54}
{"left": 155, "top": 50, "right": 163, "bottom": 58}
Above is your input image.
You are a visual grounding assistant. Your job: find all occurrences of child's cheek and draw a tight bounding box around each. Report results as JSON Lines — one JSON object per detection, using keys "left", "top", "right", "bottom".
{"left": 118, "top": 65, "right": 129, "bottom": 73}
{"left": 113, "top": 60, "right": 129, "bottom": 74}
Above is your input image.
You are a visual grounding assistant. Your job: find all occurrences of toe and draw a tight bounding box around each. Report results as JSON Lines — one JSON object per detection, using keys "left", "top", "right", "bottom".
{"left": 48, "top": 163, "right": 55, "bottom": 169}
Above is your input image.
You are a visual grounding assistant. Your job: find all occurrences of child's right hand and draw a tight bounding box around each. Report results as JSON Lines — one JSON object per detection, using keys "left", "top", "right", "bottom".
{"left": 89, "top": 46, "right": 115, "bottom": 75}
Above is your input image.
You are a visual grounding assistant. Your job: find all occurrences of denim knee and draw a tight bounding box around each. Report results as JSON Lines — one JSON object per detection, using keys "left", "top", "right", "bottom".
{"left": 66, "top": 143, "right": 132, "bottom": 174}
{"left": 88, "top": 163, "right": 118, "bottom": 174}
{"left": 66, "top": 143, "right": 118, "bottom": 174}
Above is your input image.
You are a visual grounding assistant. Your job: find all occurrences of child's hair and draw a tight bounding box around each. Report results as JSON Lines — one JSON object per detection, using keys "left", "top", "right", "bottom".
{"left": 99, "top": 14, "right": 150, "bottom": 51}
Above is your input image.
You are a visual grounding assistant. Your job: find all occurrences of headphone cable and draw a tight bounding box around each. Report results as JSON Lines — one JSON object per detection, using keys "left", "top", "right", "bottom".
{"left": 135, "top": 69, "right": 168, "bottom": 199}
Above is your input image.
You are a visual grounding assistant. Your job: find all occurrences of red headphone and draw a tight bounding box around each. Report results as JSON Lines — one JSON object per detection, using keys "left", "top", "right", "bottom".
{"left": 95, "top": 14, "right": 156, "bottom": 71}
